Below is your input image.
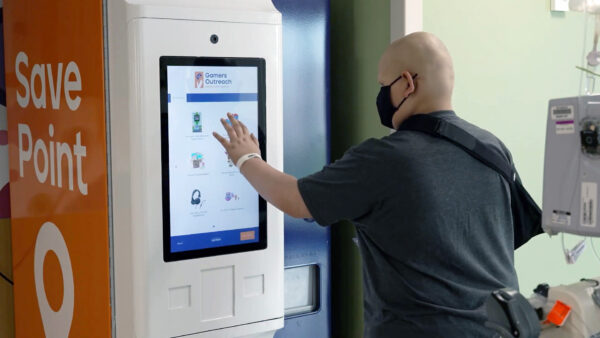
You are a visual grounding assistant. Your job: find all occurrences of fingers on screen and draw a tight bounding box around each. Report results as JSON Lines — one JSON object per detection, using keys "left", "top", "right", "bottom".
{"left": 220, "top": 118, "right": 237, "bottom": 139}
{"left": 212, "top": 131, "right": 230, "bottom": 146}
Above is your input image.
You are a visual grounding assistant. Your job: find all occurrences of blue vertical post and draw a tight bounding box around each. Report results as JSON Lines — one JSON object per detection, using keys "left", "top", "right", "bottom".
{"left": 271, "top": 0, "right": 331, "bottom": 337}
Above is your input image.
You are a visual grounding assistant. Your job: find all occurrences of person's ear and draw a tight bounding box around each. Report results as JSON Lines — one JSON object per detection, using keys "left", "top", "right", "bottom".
{"left": 402, "top": 70, "right": 416, "bottom": 97}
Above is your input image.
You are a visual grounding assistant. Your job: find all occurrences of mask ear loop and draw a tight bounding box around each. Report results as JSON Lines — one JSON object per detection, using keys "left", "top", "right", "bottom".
{"left": 394, "top": 97, "right": 409, "bottom": 111}
{"left": 394, "top": 73, "right": 418, "bottom": 110}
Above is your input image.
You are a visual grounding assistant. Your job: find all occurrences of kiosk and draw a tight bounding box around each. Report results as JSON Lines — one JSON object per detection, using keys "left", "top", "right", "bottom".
{"left": 107, "top": 1, "right": 284, "bottom": 337}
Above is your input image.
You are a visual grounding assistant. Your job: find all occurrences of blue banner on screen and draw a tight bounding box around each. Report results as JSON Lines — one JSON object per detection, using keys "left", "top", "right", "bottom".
{"left": 171, "top": 227, "right": 260, "bottom": 252}
{"left": 186, "top": 93, "right": 258, "bottom": 102}
{"left": 166, "top": 65, "right": 260, "bottom": 253}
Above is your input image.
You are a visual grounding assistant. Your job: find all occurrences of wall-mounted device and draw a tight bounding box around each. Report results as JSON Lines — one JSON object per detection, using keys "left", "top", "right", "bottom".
{"left": 543, "top": 96, "right": 600, "bottom": 237}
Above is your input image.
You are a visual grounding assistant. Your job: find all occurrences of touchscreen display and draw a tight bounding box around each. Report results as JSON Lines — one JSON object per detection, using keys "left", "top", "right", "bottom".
{"left": 160, "top": 57, "right": 267, "bottom": 261}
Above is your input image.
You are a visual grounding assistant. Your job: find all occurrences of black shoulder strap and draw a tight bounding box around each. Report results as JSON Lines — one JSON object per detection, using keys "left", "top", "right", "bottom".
{"left": 398, "top": 113, "right": 543, "bottom": 249}
{"left": 397, "top": 114, "right": 515, "bottom": 184}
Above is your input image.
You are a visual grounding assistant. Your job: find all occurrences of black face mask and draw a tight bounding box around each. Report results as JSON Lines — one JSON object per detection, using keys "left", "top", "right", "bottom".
{"left": 376, "top": 73, "right": 417, "bottom": 129}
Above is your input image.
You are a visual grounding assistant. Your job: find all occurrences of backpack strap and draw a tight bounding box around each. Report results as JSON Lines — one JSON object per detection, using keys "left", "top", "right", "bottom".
{"left": 398, "top": 113, "right": 543, "bottom": 249}
{"left": 398, "top": 114, "right": 515, "bottom": 183}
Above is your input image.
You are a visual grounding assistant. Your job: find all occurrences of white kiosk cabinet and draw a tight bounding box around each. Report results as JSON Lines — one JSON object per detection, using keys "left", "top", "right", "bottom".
{"left": 106, "top": 1, "right": 284, "bottom": 337}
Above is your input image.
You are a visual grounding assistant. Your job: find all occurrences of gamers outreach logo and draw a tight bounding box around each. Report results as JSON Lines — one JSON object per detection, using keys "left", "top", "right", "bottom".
{"left": 194, "top": 71, "right": 232, "bottom": 88}
{"left": 194, "top": 71, "right": 204, "bottom": 88}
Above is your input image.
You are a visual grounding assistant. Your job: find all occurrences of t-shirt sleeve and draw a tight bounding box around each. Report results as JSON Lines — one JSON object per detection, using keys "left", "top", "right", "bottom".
{"left": 297, "top": 138, "right": 388, "bottom": 226}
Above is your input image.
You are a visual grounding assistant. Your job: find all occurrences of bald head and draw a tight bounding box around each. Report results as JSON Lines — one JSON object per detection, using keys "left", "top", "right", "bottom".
{"left": 377, "top": 32, "right": 454, "bottom": 127}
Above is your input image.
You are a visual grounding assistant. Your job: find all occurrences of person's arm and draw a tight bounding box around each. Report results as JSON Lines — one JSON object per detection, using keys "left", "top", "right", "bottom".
{"left": 240, "top": 158, "right": 311, "bottom": 218}
{"left": 213, "top": 113, "right": 312, "bottom": 219}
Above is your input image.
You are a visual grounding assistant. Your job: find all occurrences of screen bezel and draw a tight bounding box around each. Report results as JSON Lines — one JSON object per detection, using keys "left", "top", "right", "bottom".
{"left": 160, "top": 56, "right": 267, "bottom": 262}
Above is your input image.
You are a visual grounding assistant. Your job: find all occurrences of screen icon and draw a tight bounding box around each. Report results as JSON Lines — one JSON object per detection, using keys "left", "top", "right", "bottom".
{"left": 225, "top": 192, "right": 239, "bottom": 201}
{"left": 191, "top": 153, "right": 205, "bottom": 169}
{"left": 194, "top": 71, "right": 204, "bottom": 88}
{"left": 225, "top": 152, "right": 234, "bottom": 167}
{"left": 192, "top": 112, "right": 202, "bottom": 133}
{"left": 225, "top": 113, "right": 239, "bottom": 126}
{"left": 190, "top": 189, "right": 205, "bottom": 208}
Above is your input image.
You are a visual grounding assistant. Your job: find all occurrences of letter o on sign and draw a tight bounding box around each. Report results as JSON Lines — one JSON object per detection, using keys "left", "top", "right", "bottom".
{"left": 34, "top": 222, "right": 75, "bottom": 338}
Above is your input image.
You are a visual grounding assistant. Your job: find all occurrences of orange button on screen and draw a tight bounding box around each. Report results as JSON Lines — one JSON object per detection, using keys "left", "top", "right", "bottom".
{"left": 240, "top": 231, "right": 256, "bottom": 241}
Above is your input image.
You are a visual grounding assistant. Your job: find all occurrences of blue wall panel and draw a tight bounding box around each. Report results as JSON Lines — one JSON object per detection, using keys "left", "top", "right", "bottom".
{"left": 271, "top": 0, "right": 331, "bottom": 337}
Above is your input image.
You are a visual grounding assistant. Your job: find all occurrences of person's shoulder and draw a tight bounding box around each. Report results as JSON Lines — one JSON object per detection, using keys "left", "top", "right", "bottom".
{"left": 449, "top": 115, "right": 514, "bottom": 163}
{"left": 339, "top": 137, "right": 402, "bottom": 166}
{"left": 350, "top": 137, "right": 390, "bottom": 152}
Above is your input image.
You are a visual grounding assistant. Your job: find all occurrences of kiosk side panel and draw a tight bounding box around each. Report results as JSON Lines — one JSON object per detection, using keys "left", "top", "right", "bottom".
{"left": 272, "top": 0, "right": 332, "bottom": 336}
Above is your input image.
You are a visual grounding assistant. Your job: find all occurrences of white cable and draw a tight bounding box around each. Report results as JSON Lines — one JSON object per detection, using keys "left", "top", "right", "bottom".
{"left": 590, "top": 237, "right": 600, "bottom": 266}
{"left": 562, "top": 234, "right": 586, "bottom": 264}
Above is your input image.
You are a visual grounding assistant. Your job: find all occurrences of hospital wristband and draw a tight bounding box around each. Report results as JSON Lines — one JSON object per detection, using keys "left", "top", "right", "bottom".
{"left": 236, "top": 153, "right": 262, "bottom": 169}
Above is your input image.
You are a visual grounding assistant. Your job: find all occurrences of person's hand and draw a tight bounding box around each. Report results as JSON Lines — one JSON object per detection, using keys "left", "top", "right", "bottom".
{"left": 213, "top": 113, "right": 261, "bottom": 165}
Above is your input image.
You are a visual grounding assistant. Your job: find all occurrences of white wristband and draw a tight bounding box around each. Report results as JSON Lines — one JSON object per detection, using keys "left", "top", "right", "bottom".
{"left": 236, "top": 153, "right": 262, "bottom": 169}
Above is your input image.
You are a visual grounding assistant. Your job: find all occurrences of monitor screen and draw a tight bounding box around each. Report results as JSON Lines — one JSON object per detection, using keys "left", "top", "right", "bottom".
{"left": 160, "top": 56, "right": 267, "bottom": 262}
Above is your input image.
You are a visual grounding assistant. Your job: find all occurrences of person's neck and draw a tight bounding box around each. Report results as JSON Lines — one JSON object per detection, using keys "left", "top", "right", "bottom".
{"left": 392, "top": 100, "right": 453, "bottom": 128}
{"left": 412, "top": 100, "right": 453, "bottom": 115}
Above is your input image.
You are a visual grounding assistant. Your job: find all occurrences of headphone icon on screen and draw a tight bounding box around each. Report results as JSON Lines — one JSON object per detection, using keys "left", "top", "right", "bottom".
{"left": 191, "top": 189, "right": 204, "bottom": 208}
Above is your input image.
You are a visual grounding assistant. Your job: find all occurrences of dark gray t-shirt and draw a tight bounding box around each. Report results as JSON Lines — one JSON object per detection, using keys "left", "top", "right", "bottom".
{"left": 297, "top": 111, "right": 518, "bottom": 338}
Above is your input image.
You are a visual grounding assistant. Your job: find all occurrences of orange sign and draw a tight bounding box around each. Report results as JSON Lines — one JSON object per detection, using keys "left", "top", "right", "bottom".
{"left": 4, "top": 0, "right": 111, "bottom": 337}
